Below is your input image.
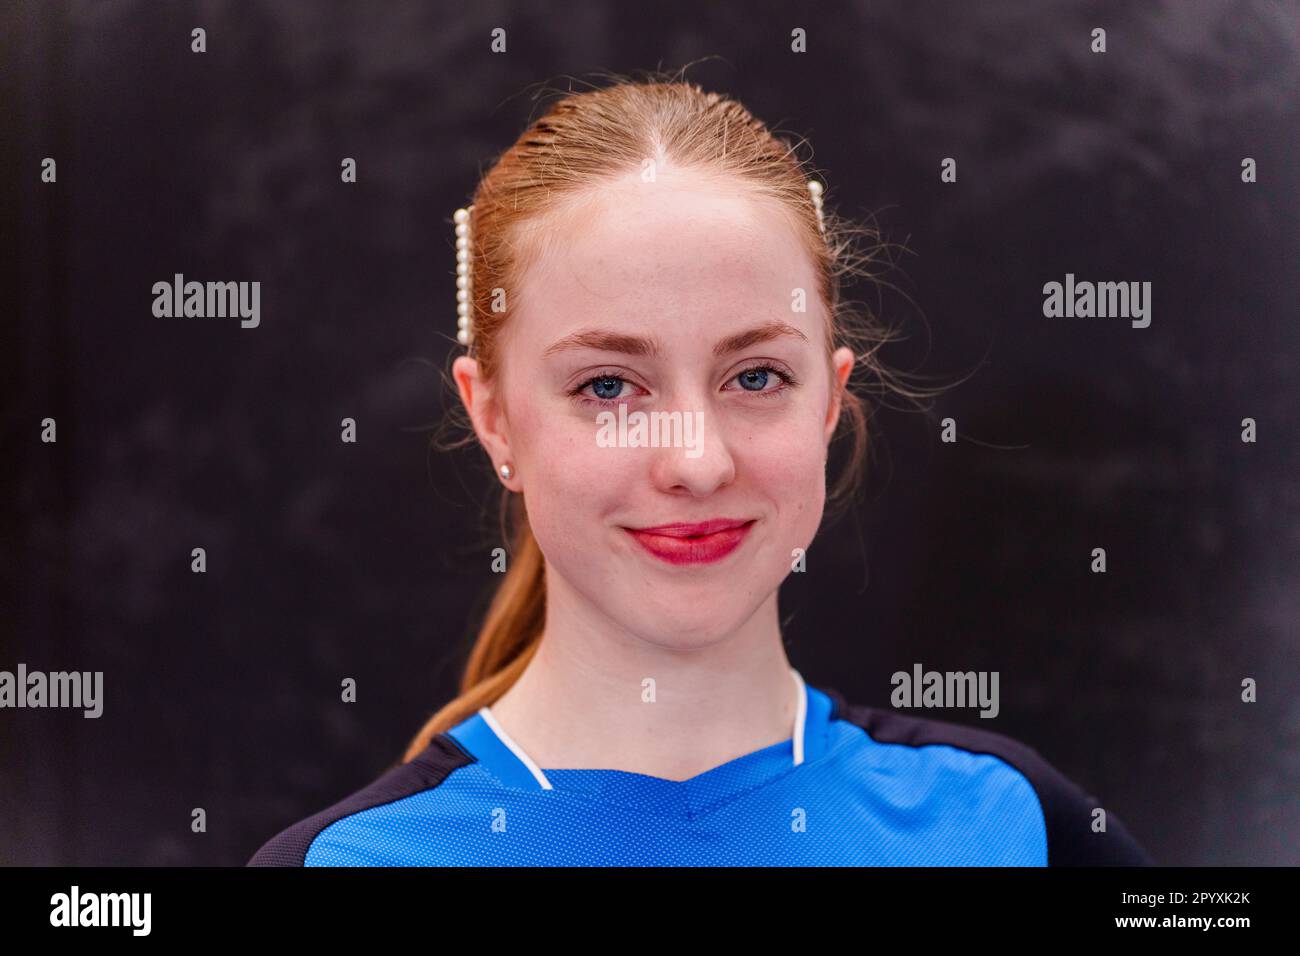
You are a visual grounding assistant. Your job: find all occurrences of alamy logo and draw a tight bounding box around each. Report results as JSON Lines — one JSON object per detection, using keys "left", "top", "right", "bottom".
{"left": 0, "top": 663, "right": 102, "bottom": 718}
{"left": 1042, "top": 273, "right": 1150, "bottom": 328}
{"left": 596, "top": 404, "right": 704, "bottom": 459}
{"left": 152, "top": 273, "right": 260, "bottom": 328}
{"left": 891, "top": 663, "right": 1000, "bottom": 718}
{"left": 50, "top": 886, "right": 151, "bottom": 936}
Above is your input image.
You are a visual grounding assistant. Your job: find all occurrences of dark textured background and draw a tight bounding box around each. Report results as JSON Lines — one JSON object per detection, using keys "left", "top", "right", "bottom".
{"left": 2, "top": 0, "right": 1297, "bottom": 866}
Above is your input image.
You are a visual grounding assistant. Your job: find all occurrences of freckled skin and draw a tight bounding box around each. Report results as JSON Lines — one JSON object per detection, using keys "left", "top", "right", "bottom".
{"left": 455, "top": 165, "right": 854, "bottom": 651}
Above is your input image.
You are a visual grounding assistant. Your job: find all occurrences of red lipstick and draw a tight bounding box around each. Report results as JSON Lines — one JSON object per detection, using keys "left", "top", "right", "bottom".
{"left": 624, "top": 518, "right": 756, "bottom": 566}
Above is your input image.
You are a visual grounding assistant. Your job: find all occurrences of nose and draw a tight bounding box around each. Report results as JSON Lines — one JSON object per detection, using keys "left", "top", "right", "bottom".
{"left": 644, "top": 403, "right": 737, "bottom": 497}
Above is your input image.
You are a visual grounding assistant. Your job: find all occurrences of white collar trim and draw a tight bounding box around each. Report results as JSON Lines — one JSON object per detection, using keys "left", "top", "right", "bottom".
{"left": 480, "top": 666, "right": 810, "bottom": 789}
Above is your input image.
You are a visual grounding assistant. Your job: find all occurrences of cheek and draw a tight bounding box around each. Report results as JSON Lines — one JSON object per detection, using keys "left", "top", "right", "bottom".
{"left": 743, "top": 408, "right": 827, "bottom": 486}
{"left": 737, "top": 411, "right": 828, "bottom": 538}
{"left": 520, "top": 407, "right": 630, "bottom": 490}
{"left": 510, "top": 402, "right": 629, "bottom": 543}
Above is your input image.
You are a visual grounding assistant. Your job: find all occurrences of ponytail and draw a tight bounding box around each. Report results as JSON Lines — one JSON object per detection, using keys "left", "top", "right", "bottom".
{"left": 402, "top": 493, "right": 546, "bottom": 761}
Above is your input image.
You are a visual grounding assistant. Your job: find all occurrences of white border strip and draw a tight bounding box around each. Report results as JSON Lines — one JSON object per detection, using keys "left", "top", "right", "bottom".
{"left": 479, "top": 706, "right": 553, "bottom": 790}
{"left": 790, "top": 667, "right": 809, "bottom": 766}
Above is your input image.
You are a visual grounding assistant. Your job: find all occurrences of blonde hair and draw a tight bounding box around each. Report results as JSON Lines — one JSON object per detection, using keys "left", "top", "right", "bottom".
{"left": 404, "top": 70, "right": 943, "bottom": 763}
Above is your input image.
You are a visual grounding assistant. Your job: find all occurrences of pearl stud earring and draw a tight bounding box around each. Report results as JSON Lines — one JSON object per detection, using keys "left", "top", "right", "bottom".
{"left": 499, "top": 463, "right": 513, "bottom": 480}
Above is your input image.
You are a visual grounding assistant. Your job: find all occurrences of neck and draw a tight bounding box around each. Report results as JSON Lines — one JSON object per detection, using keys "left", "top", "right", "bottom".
{"left": 486, "top": 570, "right": 798, "bottom": 781}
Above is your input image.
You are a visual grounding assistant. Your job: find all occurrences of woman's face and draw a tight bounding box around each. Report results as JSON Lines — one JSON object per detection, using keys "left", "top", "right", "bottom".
{"left": 457, "top": 167, "right": 854, "bottom": 648}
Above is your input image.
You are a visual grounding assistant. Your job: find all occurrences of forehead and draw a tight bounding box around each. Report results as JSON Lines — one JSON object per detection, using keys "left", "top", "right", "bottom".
{"left": 510, "top": 169, "right": 820, "bottom": 344}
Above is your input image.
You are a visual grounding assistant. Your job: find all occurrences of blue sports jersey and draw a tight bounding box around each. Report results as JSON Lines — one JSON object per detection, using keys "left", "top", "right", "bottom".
{"left": 248, "top": 669, "right": 1152, "bottom": 866}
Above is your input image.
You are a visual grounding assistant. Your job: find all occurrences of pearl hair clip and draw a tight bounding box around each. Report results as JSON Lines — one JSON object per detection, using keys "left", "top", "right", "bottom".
{"left": 454, "top": 204, "right": 475, "bottom": 347}
{"left": 454, "top": 179, "right": 825, "bottom": 349}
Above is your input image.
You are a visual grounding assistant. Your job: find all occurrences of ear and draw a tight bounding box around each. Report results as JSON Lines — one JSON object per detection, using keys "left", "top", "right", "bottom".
{"left": 452, "top": 355, "right": 520, "bottom": 490}
{"left": 824, "top": 346, "right": 855, "bottom": 447}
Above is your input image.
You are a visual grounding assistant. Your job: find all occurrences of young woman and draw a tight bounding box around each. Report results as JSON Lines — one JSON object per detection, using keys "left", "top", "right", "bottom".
{"left": 250, "top": 78, "right": 1152, "bottom": 867}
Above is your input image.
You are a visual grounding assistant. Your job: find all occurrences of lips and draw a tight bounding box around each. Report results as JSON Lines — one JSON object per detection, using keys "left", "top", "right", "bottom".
{"left": 624, "top": 518, "right": 756, "bottom": 566}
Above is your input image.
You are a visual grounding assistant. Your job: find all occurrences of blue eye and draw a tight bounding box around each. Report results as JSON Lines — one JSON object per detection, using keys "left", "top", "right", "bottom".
{"left": 591, "top": 376, "right": 624, "bottom": 401}
{"left": 571, "top": 372, "right": 642, "bottom": 406}
{"left": 725, "top": 364, "right": 798, "bottom": 398}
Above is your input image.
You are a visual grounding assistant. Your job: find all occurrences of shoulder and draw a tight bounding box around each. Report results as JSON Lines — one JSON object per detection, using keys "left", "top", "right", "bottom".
{"left": 821, "top": 686, "right": 1154, "bottom": 866}
{"left": 246, "top": 733, "right": 475, "bottom": 866}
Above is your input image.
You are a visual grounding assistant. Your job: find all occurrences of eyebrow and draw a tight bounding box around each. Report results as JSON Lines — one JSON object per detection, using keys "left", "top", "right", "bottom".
{"left": 542, "top": 320, "right": 809, "bottom": 359}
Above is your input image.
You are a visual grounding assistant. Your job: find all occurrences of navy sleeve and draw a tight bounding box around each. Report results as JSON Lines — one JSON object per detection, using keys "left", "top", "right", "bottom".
{"left": 246, "top": 734, "right": 474, "bottom": 866}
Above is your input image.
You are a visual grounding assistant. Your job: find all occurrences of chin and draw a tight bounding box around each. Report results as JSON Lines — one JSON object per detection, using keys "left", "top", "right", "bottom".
{"left": 627, "top": 619, "right": 740, "bottom": 651}
{"left": 621, "top": 592, "right": 764, "bottom": 647}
